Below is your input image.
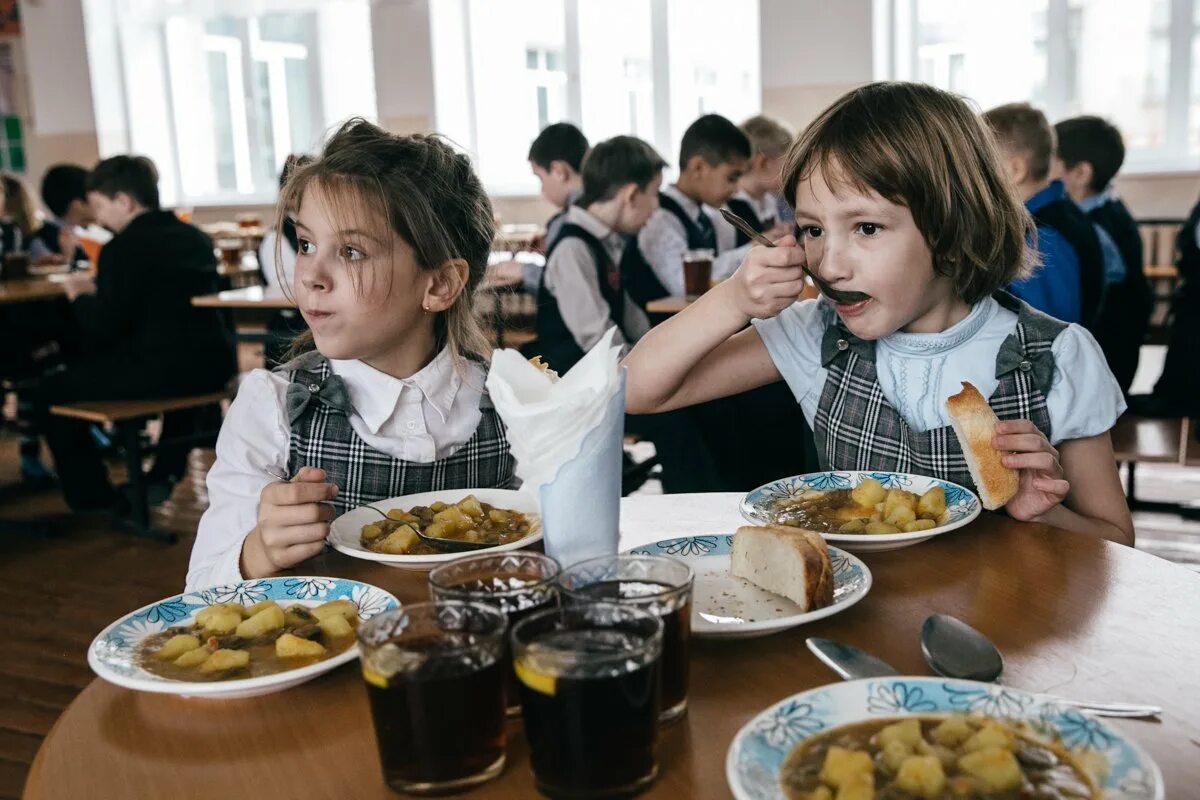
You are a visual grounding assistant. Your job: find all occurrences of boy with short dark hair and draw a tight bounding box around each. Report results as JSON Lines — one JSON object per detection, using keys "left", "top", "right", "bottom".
{"left": 983, "top": 102, "right": 1103, "bottom": 325}
{"left": 31, "top": 163, "right": 93, "bottom": 264}
{"left": 728, "top": 114, "right": 793, "bottom": 245}
{"left": 638, "top": 114, "right": 753, "bottom": 299}
{"left": 528, "top": 121, "right": 589, "bottom": 248}
{"left": 1052, "top": 116, "right": 1152, "bottom": 393}
{"left": 536, "top": 135, "right": 664, "bottom": 373}
{"left": 42, "top": 154, "right": 236, "bottom": 511}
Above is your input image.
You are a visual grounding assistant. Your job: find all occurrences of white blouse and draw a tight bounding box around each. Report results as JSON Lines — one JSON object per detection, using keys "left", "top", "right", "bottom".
{"left": 186, "top": 349, "right": 486, "bottom": 591}
{"left": 752, "top": 296, "right": 1126, "bottom": 444}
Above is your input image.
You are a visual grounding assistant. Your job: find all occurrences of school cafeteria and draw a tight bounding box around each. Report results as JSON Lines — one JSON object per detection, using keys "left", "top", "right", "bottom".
{"left": 1, "top": 1, "right": 1198, "bottom": 798}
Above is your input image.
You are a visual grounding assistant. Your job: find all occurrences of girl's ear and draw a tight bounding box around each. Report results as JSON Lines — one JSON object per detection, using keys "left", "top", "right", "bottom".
{"left": 422, "top": 258, "right": 469, "bottom": 313}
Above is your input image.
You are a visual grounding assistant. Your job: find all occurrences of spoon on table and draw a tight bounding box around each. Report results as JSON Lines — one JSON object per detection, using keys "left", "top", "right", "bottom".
{"left": 264, "top": 469, "right": 494, "bottom": 553}
{"left": 718, "top": 208, "right": 869, "bottom": 306}
{"left": 920, "top": 614, "right": 1162, "bottom": 720}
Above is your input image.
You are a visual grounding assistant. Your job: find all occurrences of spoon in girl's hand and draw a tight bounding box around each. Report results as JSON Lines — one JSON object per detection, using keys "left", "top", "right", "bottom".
{"left": 718, "top": 208, "right": 871, "bottom": 306}
{"left": 263, "top": 467, "right": 387, "bottom": 520}
{"left": 921, "top": 614, "right": 1162, "bottom": 719}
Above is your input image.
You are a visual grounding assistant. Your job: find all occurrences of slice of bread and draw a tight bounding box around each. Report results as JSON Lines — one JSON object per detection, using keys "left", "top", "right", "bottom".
{"left": 731, "top": 525, "right": 834, "bottom": 611}
{"left": 945, "top": 381, "right": 1019, "bottom": 510}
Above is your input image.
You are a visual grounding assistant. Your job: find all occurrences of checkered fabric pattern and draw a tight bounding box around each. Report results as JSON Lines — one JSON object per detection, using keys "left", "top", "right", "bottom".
{"left": 281, "top": 354, "right": 516, "bottom": 515}
{"left": 812, "top": 293, "right": 1067, "bottom": 493}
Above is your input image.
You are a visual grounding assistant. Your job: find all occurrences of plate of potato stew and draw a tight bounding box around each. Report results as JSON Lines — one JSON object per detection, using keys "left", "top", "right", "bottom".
{"left": 88, "top": 577, "right": 398, "bottom": 699}
{"left": 740, "top": 472, "right": 982, "bottom": 552}
{"left": 726, "top": 677, "right": 1162, "bottom": 800}
{"left": 328, "top": 488, "right": 542, "bottom": 569}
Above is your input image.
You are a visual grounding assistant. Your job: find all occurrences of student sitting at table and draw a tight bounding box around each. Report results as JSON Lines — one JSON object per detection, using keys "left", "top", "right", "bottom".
{"left": 0, "top": 173, "right": 38, "bottom": 256}
{"left": 1051, "top": 116, "right": 1152, "bottom": 395}
{"left": 187, "top": 119, "right": 517, "bottom": 590}
{"left": 29, "top": 164, "right": 92, "bottom": 265}
{"left": 489, "top": 122, "right": 590, "bottom": 292}
{"left": 624, "top": 82, "right": 1134, "bottom": 545}
{"left": 727, "top": 115, "right": 794, "bottom": 245}
{"left": 637, "top": 114, "right": 752, "bottom": 301}
{"left": 39, "top": 155, "right": 236, "bottom": 512}
{"left": 982, "top": 103, "right": 1104, "bottom": 326}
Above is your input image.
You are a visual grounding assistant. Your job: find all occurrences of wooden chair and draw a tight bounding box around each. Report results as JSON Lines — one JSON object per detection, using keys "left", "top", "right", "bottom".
{"left": 50, "top": 391, "right": 231, "bottom": 541}
{"left": 1110, "top": 414, "right": 1198, "bottom": 517}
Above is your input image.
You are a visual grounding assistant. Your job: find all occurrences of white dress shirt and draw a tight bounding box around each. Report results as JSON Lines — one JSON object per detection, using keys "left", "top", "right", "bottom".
{"left": 732, "top": 189, "right": 780, "bottom": 227}
{"left": 186, "top": 349, "right": 486, "bottom": 591}
{"left": 544, "top": 206, "right": 651, "bottom": 352}
{"left": 638, "top": 184, "right": 752, "bottom": 297}
{"left": 753, "top": 295, "right": 1126, "bottom": 444}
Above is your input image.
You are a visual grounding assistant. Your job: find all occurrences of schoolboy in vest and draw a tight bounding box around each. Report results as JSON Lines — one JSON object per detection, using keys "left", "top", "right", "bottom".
{"left": 1052, "top": 116, "right": 1152, "bottom": 394}
{"left": 536, "top": 135, "right": 663, "bottom": 373}
{"left": 638, "top": 114, "right": 752, "bottom": 299}
{"left": 727, "top": 115, "right": 794, "bottom": 246}
{"left": 983, "top": 103, "right": 1103, "bottom": 326}
{"left": 30, "top": 164, "right": 93, "bottom": 264}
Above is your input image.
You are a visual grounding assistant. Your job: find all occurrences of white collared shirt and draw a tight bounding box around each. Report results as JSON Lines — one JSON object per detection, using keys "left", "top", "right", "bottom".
{"left": 732, "top": 189, "right": 780, "bottom": 228}
{"left": 544, "top": 206, "right": 650, "bottom": 352}
{"left": 185, "top": 348, "right": 485, "bottom": 591}
{"left": 637, "top": 184, "right": 752, "bottom": 297}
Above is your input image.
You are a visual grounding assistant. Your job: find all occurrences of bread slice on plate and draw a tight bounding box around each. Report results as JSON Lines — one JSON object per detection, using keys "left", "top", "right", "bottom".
{"left": 731, "top": 525, "right": 834, "bottom": 611}
{"left": 944, "top": 381, "right": 1019, "bottom": 510}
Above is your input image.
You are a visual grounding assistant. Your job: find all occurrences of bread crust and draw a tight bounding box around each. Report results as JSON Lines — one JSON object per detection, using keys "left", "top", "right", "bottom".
{"left": 732, "top": 525, "right": 834, "bottom": 610}
{"left": 945, "top": 381, "right": 1019, "bottom": 510}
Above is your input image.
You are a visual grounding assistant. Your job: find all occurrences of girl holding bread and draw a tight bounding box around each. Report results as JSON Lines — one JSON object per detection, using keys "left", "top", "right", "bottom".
{"left": 187, "top": 119, "right": 516, "bottom": 591}
{"left": 624, "top": 82, "right": 1133, "bottom": 545}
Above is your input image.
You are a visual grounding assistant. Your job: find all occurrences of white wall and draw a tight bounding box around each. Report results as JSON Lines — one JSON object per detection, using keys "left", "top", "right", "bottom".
{"left": 371, "top": 0, "right": 435, "bottom": 134}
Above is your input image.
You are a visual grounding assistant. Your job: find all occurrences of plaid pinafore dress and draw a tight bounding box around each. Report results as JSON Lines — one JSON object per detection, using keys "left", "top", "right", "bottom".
{"left": 278, "top": 351, "right": 517, "bottom": 515}
{"left": 812, "top": 292, "right": 1067, "bottom": 493}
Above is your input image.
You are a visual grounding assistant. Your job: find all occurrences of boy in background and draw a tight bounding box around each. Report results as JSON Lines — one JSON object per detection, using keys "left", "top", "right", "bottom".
{"left": 727, "top": 114, "right": 794, "bottom": 245}
{"left": 983, "top": 102, "right": 1103, "bottom": 325}
{"left": 1053, "top": 116, "right": 1152, "bottom": 393}
{"left": 638, "top": 114, "right": 752, "bottom": 299}
{"left": 31, "top": 164, "right": 93, "bottom": 264}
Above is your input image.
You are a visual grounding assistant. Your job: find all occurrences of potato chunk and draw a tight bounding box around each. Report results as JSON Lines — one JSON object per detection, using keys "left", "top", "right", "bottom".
{"left": 196, "top": 606, "right": 242, "bottom": 635}
{"left": 276, "top": 632, "right": 327, "bottom": 658}
{"left": 199, "top": 648, "right": 250, "bottom": 673}
{"left": 174, "top": 647, "right": 211, "bottom": 668}
{"left": 895, "top": 755, "right": 946, "bottom": 798}
{"left": 932, "top": 715, "right": 973, "bottom": 747}
{"left": 883, "top": 489, "right": 918, "bottom": 520}
{"left": 880, "top": 739, "right": 912, "bottom": 772}
{"left": 962, "top": 721, "right": 1013, "bottom": 753}
{"left": 375, "top": 525, "right": 419, "bottom": 554}
{"left": 432, "top": 505, "right": 471, "bottom": 531}
{"left": 312, "top": 599, "right": 358, "bottom": 623}
{"left": 235, "top": 604, "right": 286, "bottom": 638}
{"left": 833, "top": 771, "right": 873, "bottom": 800}
{"left": 318, "top": 613, "right": 353, "bottom": 639}
{"left": 851, "top": 477, "right": 886, "bottom": 508}
{"left": 878, "top": 718, "right": 923, "bottom": 750}
{"left": 457, "top": 495, "right": 484, "bottom": 518}
{"left": 838, "top": 519, "right": 867, "bottom": 533}
{"left": 917, "top": 486, "right": 946, "bottom": 519}
{"left": 902, "top": 519, "right": 937, "bottom": 533}
{"left": 958, "top": 746, "right": 1023, "bottom": 792}
{"left": 863, "top": 521, "right": 901, "bottom": 534}
{"left": 246, "top": 600, "right": 281, "bottom": 617}
{"left": 361, "top": 521, "right": 387, "bottom": 542}
{"left": 819, "top": 746, "right": 873, "bottom": 789}
{"left": 884, "top": 503, "right": 917, "bottom": 526}
{"left": 384, "top": 509, "right": 420, "bottom": 524}
{"left": 155, "top": 634, "right": 201, "bottom": 661}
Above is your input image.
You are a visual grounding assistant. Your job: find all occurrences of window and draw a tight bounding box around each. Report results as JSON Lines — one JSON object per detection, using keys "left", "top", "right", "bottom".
{"left": 82, "top": 0, "right": 377, "bottom": 207}
{"left": 879, "top": 0, "right": 1200, "bottom": 172}
{"left": 431, "top": 0, "right": 761, "bottom": 194}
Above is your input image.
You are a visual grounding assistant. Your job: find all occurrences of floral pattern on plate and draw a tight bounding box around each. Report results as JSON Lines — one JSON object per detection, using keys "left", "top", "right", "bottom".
{"left": 726, "top": 677, "right": 1162, "bottom": 800}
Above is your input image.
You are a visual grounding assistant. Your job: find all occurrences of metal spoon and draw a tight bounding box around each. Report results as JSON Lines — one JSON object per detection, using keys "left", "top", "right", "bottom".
{"left": 921, "top": 614, "right": 1162, "bottom": 720}
{"left": 264, "top": 468, "right": 495, "bottom": 553}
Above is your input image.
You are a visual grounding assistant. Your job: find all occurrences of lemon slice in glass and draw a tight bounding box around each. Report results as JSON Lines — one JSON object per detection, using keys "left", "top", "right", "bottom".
{"left": 514, "top": 657, "right": 556, "bottom": 696}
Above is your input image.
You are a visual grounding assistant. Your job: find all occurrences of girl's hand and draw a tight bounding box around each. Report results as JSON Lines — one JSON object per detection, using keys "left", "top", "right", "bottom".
{"left": 727, "top": 235, "right": 809, "bottom": 321}
{"left": 993, "top": 419, "right": 1070, "bottom": 521}
{"left": 241, "top": 466, "right": 337, "bottom": 578}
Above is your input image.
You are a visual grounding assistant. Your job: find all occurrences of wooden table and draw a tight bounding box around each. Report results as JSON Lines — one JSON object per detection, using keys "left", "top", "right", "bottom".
{"left": 191, "top": 286, "right": 295, "bottom": 309}
{"left": 0, "top": 278, "right": 65, "bottom": 305}
{"left": 25, "top": 495, "right": 1200, "bottom": 798}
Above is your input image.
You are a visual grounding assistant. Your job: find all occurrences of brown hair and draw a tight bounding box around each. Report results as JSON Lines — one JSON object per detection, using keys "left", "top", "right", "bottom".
{"left": 1, "top": 174, "right": 38, "bottom": 236}
{"left": 279, "top": 118, "right": 494, "bottom": 364}
{"left": 740, "top": 114, "right": 793, "bottom": 159}
{"left": 982, "top": 102, "right": 1055, "bottom": 182}
{"left": 782, "top": 82, "right": 1035, "bottom": 304}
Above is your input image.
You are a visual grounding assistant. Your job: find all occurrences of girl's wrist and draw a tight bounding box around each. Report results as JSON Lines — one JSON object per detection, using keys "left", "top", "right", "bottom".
{"left": 239, "top": 526, "right": 270, "bottom": 579}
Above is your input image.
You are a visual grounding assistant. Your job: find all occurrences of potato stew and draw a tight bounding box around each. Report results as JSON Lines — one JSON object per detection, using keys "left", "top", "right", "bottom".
{"left": 781, "top": 714, "right": 1102, "bottom": 800}
{"left": 773, "top": 477, "right": 948, "bottom": 535}
{"left": 135, "top": 599, "right": 359, "bottom": 682}
{"left": 360, "top": 494, "right": 534, "bottom": 555}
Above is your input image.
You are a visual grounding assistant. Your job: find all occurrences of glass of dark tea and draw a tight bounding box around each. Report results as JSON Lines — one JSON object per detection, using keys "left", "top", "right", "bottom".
{"left": 558, "top": 554, "right": 693, "bottom": 723}
{"left": 427, "top": 551, "right": 560, "bottom": 715}
{"left": 682, "top": 248, "right": 714, "bottom": 297}
{"left": 357, "top": 601, "right": 507, "bottom": 795}
{"left": 511, "top": 602, "right": 663, "bottom": 799}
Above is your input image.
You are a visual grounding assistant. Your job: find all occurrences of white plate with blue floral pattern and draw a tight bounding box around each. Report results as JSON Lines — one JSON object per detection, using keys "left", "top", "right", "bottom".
{"left": 741, "top": 471, "right": 983, "bottom": 552}
{"left": 624, "top": 535, "right": 871, "bottom": 639}
{"left": 88, "top": 576, "right": 399, "bottom": 700}
{"left": 726, "top": 676, "right": 1162, "bottom": 799}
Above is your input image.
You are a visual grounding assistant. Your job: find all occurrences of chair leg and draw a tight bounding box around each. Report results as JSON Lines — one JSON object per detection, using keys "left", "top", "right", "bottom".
{"left": 118, "top": 421, "right": 177, "bottom": 544}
